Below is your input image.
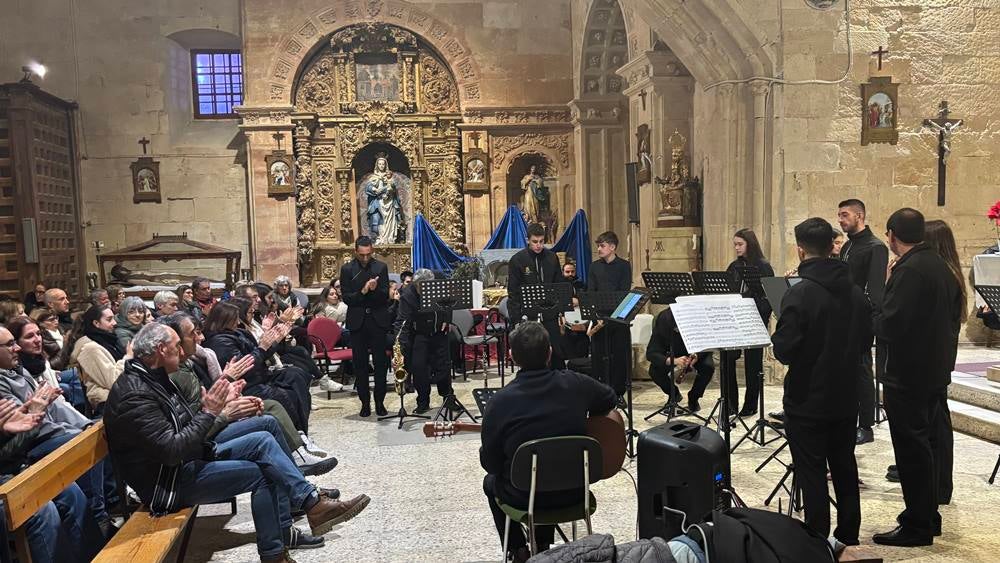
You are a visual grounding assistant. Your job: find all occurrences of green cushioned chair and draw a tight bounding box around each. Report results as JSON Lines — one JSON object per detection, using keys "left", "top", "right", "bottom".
{"left": 498, "top": 435, "right": 603, "bottom": 557}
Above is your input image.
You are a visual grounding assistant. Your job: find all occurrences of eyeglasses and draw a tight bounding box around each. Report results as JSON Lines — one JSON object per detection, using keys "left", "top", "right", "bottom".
{"left": 0, "top": 340, "right": 16, "bottom": 349}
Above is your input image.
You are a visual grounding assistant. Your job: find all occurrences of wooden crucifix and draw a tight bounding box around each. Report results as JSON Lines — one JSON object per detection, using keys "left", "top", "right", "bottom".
{"left": 138, "top": 136, "right": 150, "bottom": 155}
{"left": 871, "top": 46, "right": 889, "bottom": 71}
{"left": 922, "top": 101, "right": 963, "bottom": 206}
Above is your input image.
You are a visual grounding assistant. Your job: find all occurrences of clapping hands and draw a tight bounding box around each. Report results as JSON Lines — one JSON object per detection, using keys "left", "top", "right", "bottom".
{"left": 23, "top": 382, "right": 61, "bottom": 414}
{"left": 0, "top": 399, "right": 44, "bottom": 434}
{"left": 222, "top": 355, "right": 255, "bottom": 380}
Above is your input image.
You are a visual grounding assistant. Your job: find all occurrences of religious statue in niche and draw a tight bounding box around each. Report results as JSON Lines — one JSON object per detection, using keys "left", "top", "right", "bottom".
{"left": 362, "top": 154, "right": 406, "bottom": 245}
{"left": 131, "top": 136, "right": 161, "bottom": 203}
{"left": 654, "top": 130, "right": 702, "bottom": 228}
{"left": 467, "top": 158, "right": 485, "bottom": 182}
{"left": 520, "top": 165, "right": 551, "bottom": 223}
{"left": 463, "top": 133, "right": 489, "bottom": 193}
{"left": 636, "top": 124, "right": 652, "bottom": 184}
{"left": 265, "top": 153, "right": 295, "bottom": 196}
{"left": 860, "top": 76, "right": 899, "bottom": 146}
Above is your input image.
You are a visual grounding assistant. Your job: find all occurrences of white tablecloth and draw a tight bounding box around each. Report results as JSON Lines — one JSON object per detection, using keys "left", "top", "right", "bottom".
{"left": 973, "top": 254, "right": 1000, "bottom": 307}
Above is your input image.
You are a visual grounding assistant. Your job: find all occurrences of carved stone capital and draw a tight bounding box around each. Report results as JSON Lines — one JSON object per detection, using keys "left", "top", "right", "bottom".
{"left": 236, "top": 106, "right": 297, "bottom": 131}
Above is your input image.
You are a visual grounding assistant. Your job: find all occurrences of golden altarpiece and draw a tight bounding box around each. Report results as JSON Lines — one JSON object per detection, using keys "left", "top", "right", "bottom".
{"left": 274, "top": 23, "right": 464, "bottom": 284}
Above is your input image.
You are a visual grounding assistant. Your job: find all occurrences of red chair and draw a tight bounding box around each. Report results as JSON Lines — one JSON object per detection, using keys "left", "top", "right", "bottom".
{"left": 307, "top": 317, "right": 354, "bottom": 397}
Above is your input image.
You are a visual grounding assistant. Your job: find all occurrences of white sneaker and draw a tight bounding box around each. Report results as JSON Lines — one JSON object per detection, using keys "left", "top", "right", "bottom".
{"left": 292, "top": 446, "right": 326, "bottom": 467}
{"left": 318, "top": 375, "right": 344, "bottom": 393}
{"left": 298, "top": 431, "right": 329, "bottom": 457}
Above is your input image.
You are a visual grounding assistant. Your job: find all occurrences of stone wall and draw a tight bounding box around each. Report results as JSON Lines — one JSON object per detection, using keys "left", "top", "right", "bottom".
{"left": 0, "top": 0, "right": 248, "bottom": 281}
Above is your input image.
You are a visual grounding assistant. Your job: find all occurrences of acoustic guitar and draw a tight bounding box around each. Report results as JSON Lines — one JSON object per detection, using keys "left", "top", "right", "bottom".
{"left": 422, "top": 409, "right": 626, "bottom": 479}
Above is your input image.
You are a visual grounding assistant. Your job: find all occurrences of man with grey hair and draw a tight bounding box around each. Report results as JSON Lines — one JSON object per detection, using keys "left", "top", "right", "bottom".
{"left": 152, "top": 290, "right": 179, "bottom": 318}
{"left": 105, "top": 323, "right": 371, "bottom": 560}
{"left": 394, "top": 268, "right": 453, "bottom": 413}
{"left": 43, "top": 288, "right": 73, "bottom": 333}
{"left": 89, "top": 289, "right": 110, "bottom": 309}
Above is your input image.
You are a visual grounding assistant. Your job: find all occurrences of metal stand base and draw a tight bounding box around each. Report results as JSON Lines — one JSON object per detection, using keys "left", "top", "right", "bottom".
{"left": 378, "top": 393, "right": 429, "bottom": 429}
{"left": 731, "top": 371, "right": 784, "bottom": 452}
{"left": 435, "top": 393, "right": 479, "bottom": 422}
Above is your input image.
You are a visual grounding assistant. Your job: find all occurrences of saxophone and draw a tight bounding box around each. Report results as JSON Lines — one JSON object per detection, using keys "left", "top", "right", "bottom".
{"left": 392, "top": 321, "right": 408, "bottom": 397}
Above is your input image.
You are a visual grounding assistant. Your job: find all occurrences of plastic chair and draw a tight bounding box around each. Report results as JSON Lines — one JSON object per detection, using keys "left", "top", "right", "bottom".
{"left": 454, "top": 309, "right": 497, "bottom": 378}
{"left": 307, "top": 317, "right": 353, "bottom": 394}
{"left": 499, "top": 436, "right": 603, "bottom": 557}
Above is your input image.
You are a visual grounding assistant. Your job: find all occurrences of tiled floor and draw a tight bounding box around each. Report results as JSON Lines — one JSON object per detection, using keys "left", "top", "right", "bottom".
{"left": 187, "top": 346, "right": 1000, "bottom": 562}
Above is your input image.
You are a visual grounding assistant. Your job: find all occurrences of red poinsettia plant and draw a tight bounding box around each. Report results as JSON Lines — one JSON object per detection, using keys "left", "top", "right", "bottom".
{"left": 989, "top": 200, "right": 1000, "bottom": 243}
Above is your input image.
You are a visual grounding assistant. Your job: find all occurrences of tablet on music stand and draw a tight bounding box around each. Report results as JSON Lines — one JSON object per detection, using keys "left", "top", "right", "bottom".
{"left": 578, "top": 291, "right": 629, "bottom": 322}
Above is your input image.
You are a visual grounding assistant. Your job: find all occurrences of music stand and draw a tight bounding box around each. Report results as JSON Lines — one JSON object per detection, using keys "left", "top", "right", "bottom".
{"left": 691, "top": 271, "right": 738, "bottom": 295}
{"left": 733, "top": 265, "right": 764, "bottom": 298}
{"left": 417, "top": 279, "right": 479, "bottom": 423}
{"left": 641, "top": 272, "right": 695, "bottom": 305}
{"left": 607, "top": 289, "right": 651, "bottom": 459}
{"left": 976, "top": 285, "right": 1000, "bottom": 314}
{"left": 520, "top": 283, "right": 574, "bottom": 321}
{"left": 579, "top": 290, "right": 629, "bottom": 389}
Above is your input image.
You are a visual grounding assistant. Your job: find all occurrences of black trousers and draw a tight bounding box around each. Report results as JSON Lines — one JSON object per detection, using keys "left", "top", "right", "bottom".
{"left": 784, "top": 415, "right": 861, "bottom": 544}
{"left": 883, "top": 386, "right": 944, "bottom": 536}
{"left": 351, "top": 320, "right": 390, "bottom": 404}
{"left": 649, "top": 362, "right": 714, "bottom": 403}
{"left": 723, "top": 349, "right": 762, "bottom": 412}
{"left": 858, "top": 348, "right": 877, "bottom": 429}
{"left": 410, "top": 332, "right": 454, "bottom": 407}
{"left": 590, "top": 324, "right": 631, "bottom": 396}
{"left": 934, "top": 392, "right": 954, "bottom": 504}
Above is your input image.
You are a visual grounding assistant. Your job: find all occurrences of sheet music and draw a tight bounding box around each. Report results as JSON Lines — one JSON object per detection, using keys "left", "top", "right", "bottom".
{"left": 473, "top": 280, "right": 484, "bottom": 310}
{"left": 670, "top": 295, "right": 772, "bottom": 353}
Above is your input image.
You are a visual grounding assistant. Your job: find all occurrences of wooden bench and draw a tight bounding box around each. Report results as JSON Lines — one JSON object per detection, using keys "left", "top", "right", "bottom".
{"left": 0, "top": 421, "right": 200, "bottom": 563}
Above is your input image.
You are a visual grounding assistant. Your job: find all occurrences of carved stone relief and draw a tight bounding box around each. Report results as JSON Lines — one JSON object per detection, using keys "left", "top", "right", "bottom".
{"left": 491, "top": 133, "right": 571, "bottom": 172}
{"left": 420, "top": 55, "right": 458, "bottom": 113}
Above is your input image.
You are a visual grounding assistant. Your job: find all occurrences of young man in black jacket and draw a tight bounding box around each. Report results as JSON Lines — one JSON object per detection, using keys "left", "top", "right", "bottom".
{"left": 105, "top": 323, "right": 370, "bottom": 563}
{"left": 393, "top": 269, "right": 454, "bottom": 414}
{"left": 480, "top": 321, "right": 616, "bottom": 563}
{"left": 772, "top": 218, "right": 870, "bottom": 546}
{"left": 837, "top": 198, "right": 889, "bottom": 444}
{"left": 871, "top": 208, "right": 962, "bottom": 547}
{"left": 506, "top": 223, "right": 566, "bottom": 369}
{"left": 587, "top": 231, "right": 633, "bottom": 397}
{"left": 339, "top": 236, "right": 393, "bottom": 417}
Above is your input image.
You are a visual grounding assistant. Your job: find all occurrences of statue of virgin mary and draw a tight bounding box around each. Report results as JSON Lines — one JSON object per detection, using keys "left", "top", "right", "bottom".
{"left": 363, "top": 155, "right": 404, "bottom": 244}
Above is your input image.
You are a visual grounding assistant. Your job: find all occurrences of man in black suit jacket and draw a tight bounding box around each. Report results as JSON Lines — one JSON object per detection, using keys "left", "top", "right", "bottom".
{"left": 506, "top": 223, "right": 565, "bottom": 369}
{"left": 339, "top": 236, "right": 392, "bottom": 418}
{"left": 394, "top": 269, "right": 453, "bottom": 414}
{"left": 872, "top": 208, "right": 962, "bottom": 547}
{"left": 772, "top": 218, "right": 870, "bottom": 546}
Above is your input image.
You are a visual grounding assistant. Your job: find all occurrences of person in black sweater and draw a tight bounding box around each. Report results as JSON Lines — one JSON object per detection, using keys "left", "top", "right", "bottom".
{"left": 339, "top": 236, "right": 393, "bottom": 418}
{"left": 393, "top": 269, "right": 453, "bottom": 414}
{"left": 871, "top": 209, "right": 962, "bottom": 547}
{"left": 506, "top": 223, "right": 565, "bottom": 369}
{"left": 724, "top": 228, "right": 774, "bottom": 416}
{"left": 837, "top": 198, "right": 889, "bottom": 445}
{"left": 645, "top": 307, "right": 715, "bottom": 412}
{"left": 772, "top": 218, "right": 870, "bottom": 545}
{"left": 587, "top": 231, "right": 633, "bottom": 397}
{"left": 480, "top": 321, "right": 616, "bottom": 563}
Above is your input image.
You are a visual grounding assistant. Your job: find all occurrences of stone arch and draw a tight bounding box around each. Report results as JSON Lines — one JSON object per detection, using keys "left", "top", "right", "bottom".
{"left": 579, "top": 0, "right": 629, "bottom": 98}
{"left": 263, "top": 0, "right": 482, "bottom": 106}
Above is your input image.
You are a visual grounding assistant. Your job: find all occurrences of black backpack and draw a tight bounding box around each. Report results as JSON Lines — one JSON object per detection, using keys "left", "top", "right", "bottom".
{"left": 709, "top": 507, "right": 835, "bottom": 563}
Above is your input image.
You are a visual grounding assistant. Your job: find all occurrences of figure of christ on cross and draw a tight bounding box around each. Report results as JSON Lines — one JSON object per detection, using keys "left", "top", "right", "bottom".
{"left": 923, "top": 101, "right": 963, "bottom": 207}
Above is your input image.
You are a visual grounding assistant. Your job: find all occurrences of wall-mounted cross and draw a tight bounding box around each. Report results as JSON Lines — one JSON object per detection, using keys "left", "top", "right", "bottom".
{"left": 923, "top": 101, "right": 963, "bottom": 206}
{"left": 138, "top": 137, "right": 150, "bottom": 155}
{"left": 871, "top": 46, "right": 889, "bottom": 71}
{"left": 272, "top": 132, "right": 285, "bottom": 151}
{"left": 638, "top": 89, "right": 648, "bottom": 111}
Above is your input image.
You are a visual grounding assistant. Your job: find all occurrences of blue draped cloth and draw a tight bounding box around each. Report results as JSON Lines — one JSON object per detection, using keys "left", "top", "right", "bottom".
{"left": 483, "top": 205, "right": 528, "bottom": 250}
{"left": 411, "top": 213, "right": 470, "bottom": 275}
{"left": 552, "top": 210, "right": 592, "bottom": 284}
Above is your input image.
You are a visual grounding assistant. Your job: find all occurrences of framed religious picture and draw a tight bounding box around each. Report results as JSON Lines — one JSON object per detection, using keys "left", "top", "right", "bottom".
{"left": 265, "top": 152, "right": 295, "bottom": 196}
{"left": 463, "top": 148, "right": 488, "bottom": 193}
{"left": 636, "top": 124, "right": 652, "bottom": 184}
{"left": 861, "top": 76, "right": 899, "bottom": 146}
{"left": 130, "top": 157, "right": 161, "bottom": 203}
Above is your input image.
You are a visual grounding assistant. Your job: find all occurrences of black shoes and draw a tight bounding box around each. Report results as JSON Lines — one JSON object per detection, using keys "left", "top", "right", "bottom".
{"left": 856, "top": 427, "right": 874, "bottom": 444}
{"left": 375, "top": 402, "right": 388, "bottom": 416}
{"left": 737, "top": 406, "right": 758, "bottom": 418}
{"left": 687, "top": 396, "right": 701, "bottom": 413}
{"left": 872, "top": 525, "right": 933, "bottom": 547}
{"left": 886, "top": 464, "right": 900, "bottom": 482}
{"left": 359, "top": 403, "right": 371, "bottom": 417}
{"left": 768, "top": 410, "right": 785, "bottom": 421}
{"left": 414, "top": 404, "right": 431, "bottom": 415}
{"left": 283, "top": 526, "right": 325, "bottom": 549}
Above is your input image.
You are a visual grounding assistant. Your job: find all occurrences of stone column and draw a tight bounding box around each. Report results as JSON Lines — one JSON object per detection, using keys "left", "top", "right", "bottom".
{"left": 618, "top": 51, "right": 697, "bottom": 278}
{"left": 568, "top": 99, "right": 627, "bottom": 243}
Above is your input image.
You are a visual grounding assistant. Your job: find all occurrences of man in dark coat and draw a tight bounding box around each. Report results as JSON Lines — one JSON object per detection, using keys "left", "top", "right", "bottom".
{"left": 772, "top": 218, "right": 870, "bottom": 545}
{"left": 871, "top": 208, "right": 962, "bottom": 547}
{"left": 339, "top": 236, "right": 393, "bottom": 417}
{"left": 587, "top": 231, "right": 633, "bottom": 397}
{"left": 480, "top": 321, "right": 616, "bottom": 563}
{"left": 394, "top": 269, "right": 454, "bottom": 413}
{"left": 104, "top": 323, "right": 370, "bottom": 561}
{"left": 837, "top": 198, "right": 889, "bottom": 444}
{"left": 506, "top": 223, "right": 566, "bottom": 369}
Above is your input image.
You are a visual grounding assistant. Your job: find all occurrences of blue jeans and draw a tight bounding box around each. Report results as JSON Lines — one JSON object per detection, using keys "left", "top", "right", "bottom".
{"left": 28, "top": 433, "right": 108, "bottom": 522}
{"left": 0, "top": 478, "right": 97, "bottom": 563}
{"left": 57, "top": 369, "right": 87, "bottom": 414}
{"left": 213, "top": 416, "right": 292, "bottom": 459}
{"left": 172, "top": 431, "right": 317, "bottom": 557}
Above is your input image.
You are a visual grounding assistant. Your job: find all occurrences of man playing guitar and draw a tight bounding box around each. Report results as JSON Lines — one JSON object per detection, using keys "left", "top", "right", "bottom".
{"left": 479, "top": 321, "right": 617, "bottom": 562}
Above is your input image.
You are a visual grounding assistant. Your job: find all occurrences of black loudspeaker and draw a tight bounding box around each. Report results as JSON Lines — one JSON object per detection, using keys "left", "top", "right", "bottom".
{"left": 638, "top": 421, "right": 729, "bottom": 540}
{"left": 625, "top": 162, "right": 640, "bottom": 224}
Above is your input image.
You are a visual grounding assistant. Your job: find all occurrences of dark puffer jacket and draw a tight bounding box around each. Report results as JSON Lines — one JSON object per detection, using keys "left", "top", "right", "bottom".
{"left": 526, "top": 534, "right": 678, "bottom": 563}
{"left": 103, "top": 359, "right": 216, "bottom": 514}
{"left": 203, "top": 328, "right": 275, "bottom": 388}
